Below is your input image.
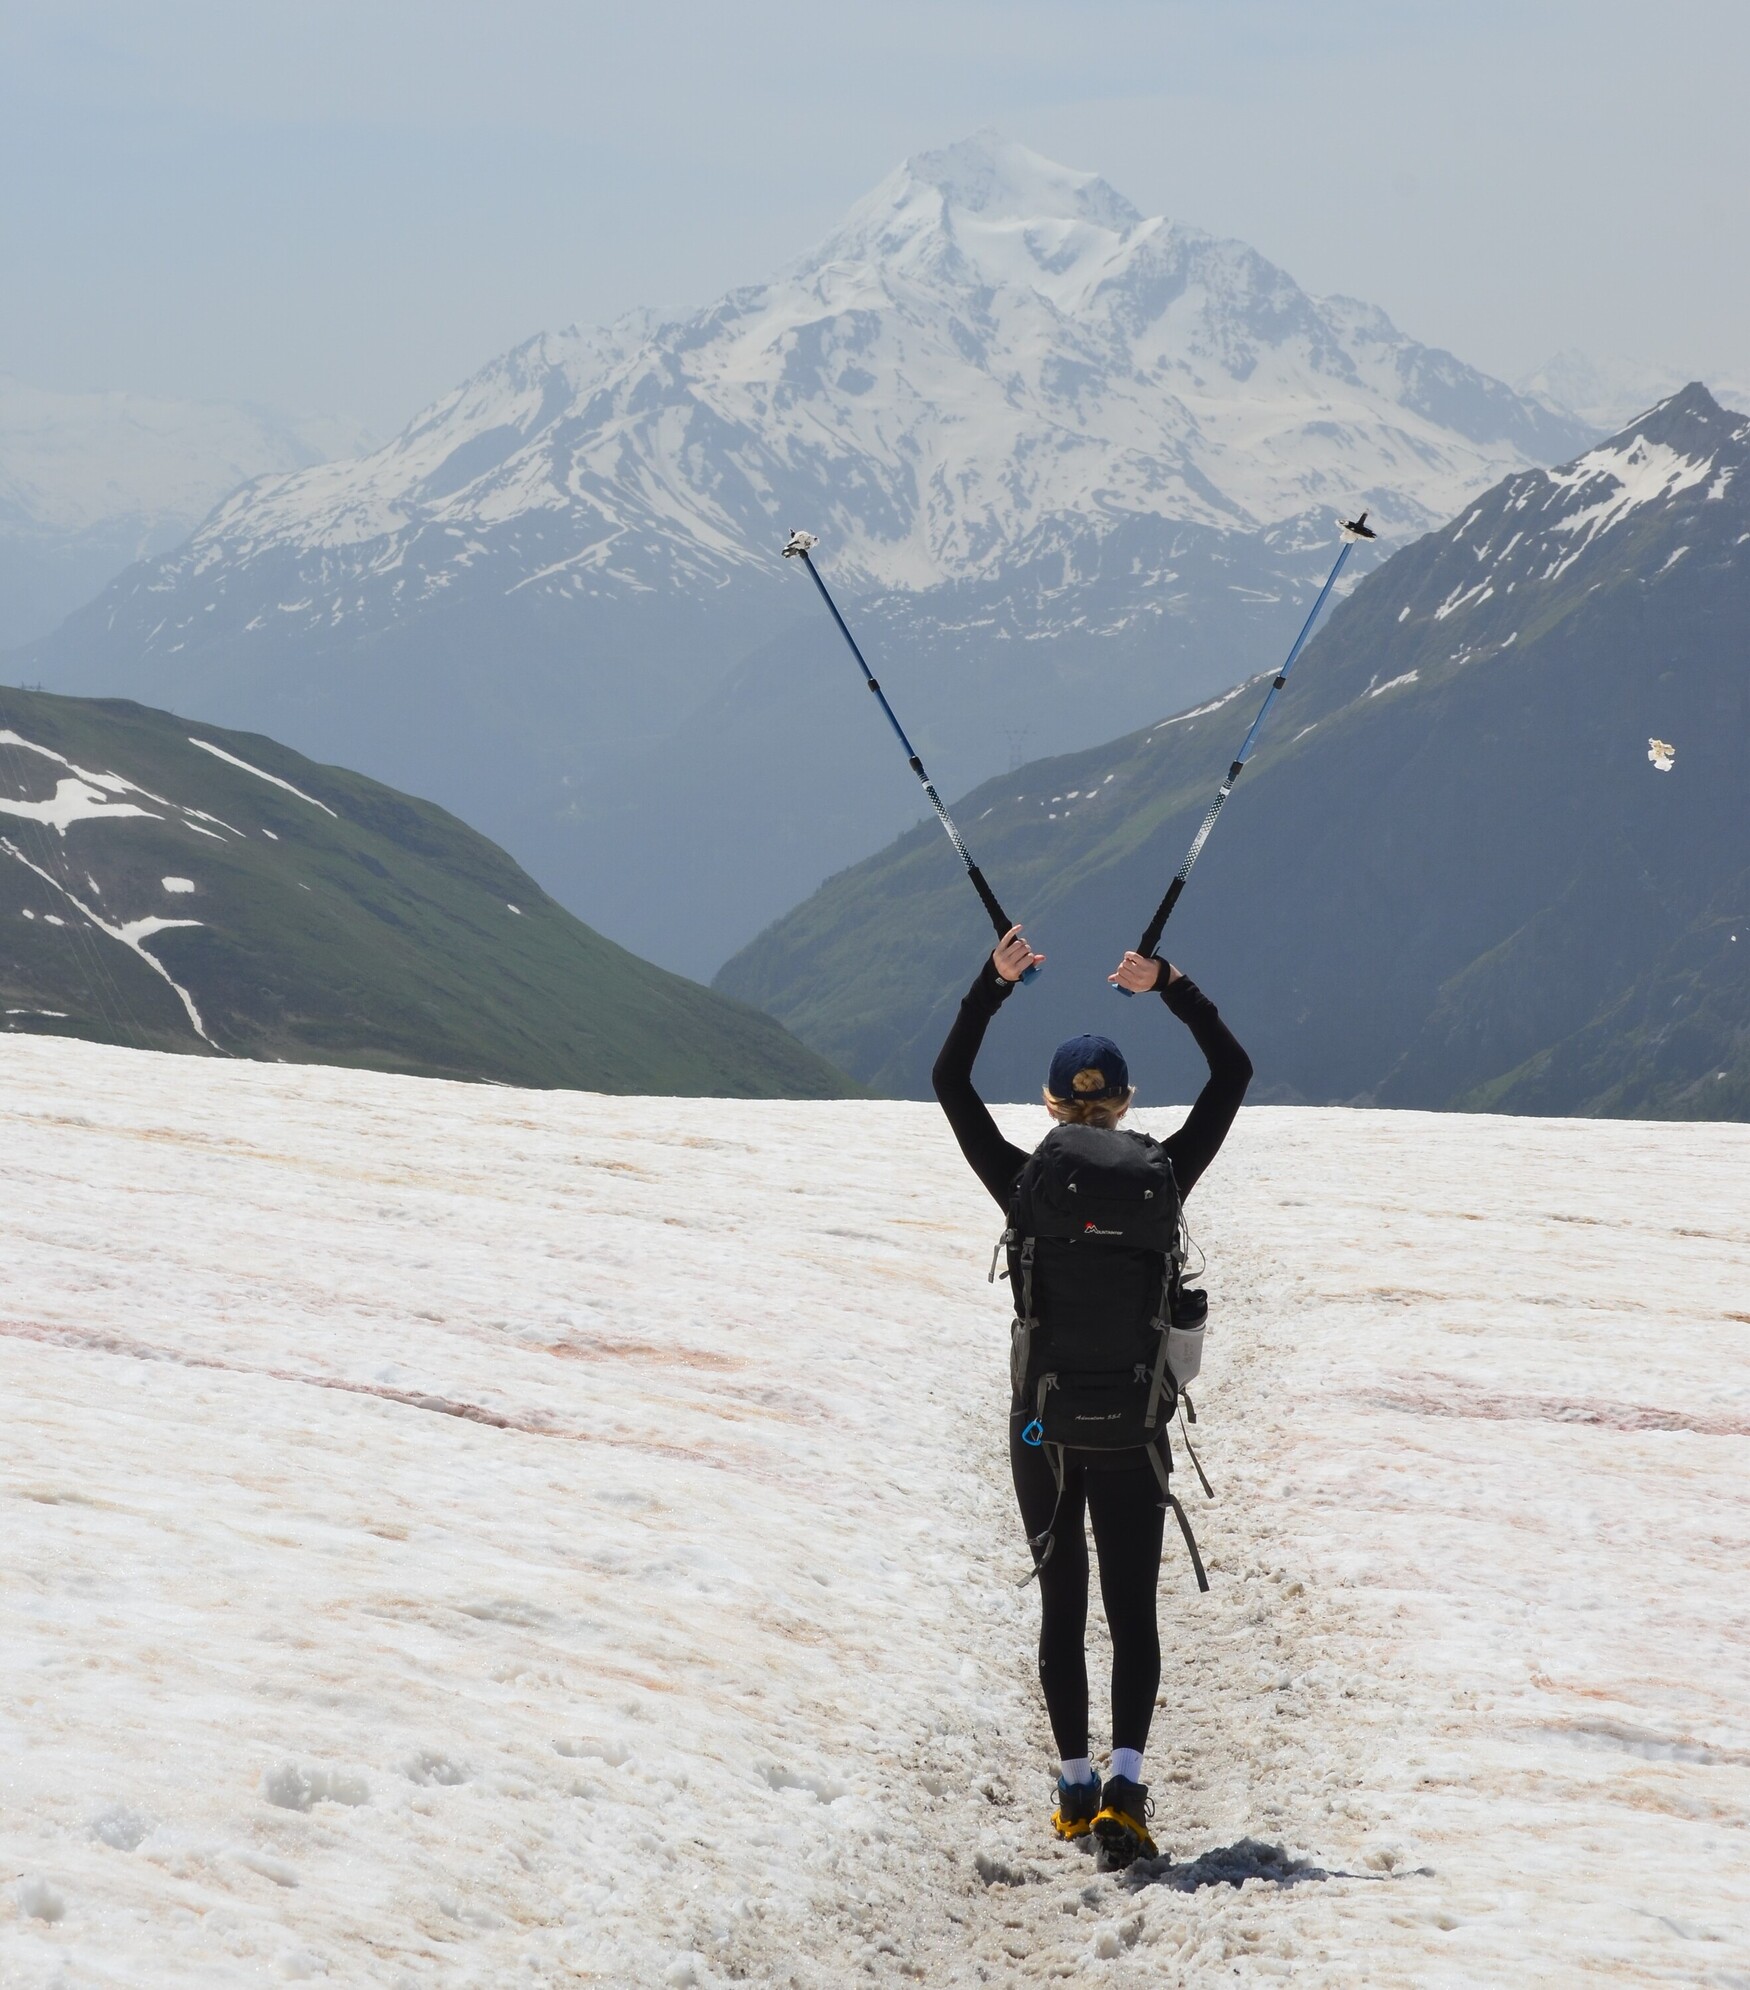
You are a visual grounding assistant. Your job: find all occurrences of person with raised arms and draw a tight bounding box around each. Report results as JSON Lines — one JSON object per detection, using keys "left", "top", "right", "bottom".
{"left": 932, "top": 926, "right": 1251, "bottom": 1865}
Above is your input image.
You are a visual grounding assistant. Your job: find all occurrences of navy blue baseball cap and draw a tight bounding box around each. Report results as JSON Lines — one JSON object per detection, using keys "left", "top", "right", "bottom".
{"left": 1046, "top": 1034, "right": 1130, "bottom": 1103}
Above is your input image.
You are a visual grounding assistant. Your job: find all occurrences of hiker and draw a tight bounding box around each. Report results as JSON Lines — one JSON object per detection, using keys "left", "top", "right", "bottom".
{"left": 932, "top": 925, "right": 1252, "bottom": 1866}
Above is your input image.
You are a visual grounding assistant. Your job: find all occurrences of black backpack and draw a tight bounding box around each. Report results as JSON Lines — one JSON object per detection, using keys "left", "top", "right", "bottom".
{"left": 995, "top": 1123, "right": 1211, "bottom": 1588}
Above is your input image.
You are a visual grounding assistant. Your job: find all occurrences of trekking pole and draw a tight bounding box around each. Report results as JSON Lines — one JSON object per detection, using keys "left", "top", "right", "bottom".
{"left": 1120, "top": 511, "right": 1377, "bottom": 993}
{"left": 782, "top": 530, "right": 1039, "bottom": 982}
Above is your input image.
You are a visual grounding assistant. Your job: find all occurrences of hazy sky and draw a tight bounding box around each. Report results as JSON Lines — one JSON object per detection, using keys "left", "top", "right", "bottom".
{"left": 5, "top": 0, "right": 1746, "bottom": 434}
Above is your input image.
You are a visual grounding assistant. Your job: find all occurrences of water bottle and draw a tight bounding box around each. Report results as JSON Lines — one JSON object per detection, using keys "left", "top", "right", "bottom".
{"left": 1166, "top": 1286, "right": 1207, "bottom": 1388}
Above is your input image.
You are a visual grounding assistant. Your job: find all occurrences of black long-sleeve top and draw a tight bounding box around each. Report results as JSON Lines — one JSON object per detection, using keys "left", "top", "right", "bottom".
{"left": 930, "top": 957, "right": 1254, "bottom": 1210}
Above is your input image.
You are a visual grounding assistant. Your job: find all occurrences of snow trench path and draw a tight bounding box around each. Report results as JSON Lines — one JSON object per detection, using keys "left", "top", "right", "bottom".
{"left": 2, "top": 1038, "right": 1747, "bottom": 1986}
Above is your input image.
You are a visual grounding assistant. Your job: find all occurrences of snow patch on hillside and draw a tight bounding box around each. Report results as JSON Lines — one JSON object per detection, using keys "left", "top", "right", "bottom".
{"left": 1367, "top": 670, "right": 1421, "bottom": 697}
{"left": 1, "top": 841, "right": 212, "bottom": 1041}
{"left": 1543, "top": 436, "right": 1715, "bottom": 571}
{"left": 187, "top": 738, "right": 338, "bottom": 817}
{"left": 1396, "top": 387, "right": 1750, "bottom": 636}
{"left": 0, "top": 775, "right": 157, "bottom": 835}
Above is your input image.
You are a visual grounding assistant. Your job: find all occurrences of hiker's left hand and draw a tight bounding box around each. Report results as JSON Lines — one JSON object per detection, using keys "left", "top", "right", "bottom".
{"left": 1108, "top": 951, "right": 1162, "bottom": 992}
{"left": 993, "top": 925, "right": 1045, "bottom": 983}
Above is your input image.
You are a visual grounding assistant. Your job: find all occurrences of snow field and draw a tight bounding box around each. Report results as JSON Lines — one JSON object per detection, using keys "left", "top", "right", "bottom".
{"left": 2, "top": 1037, "right": 1747, "bottom": 1985}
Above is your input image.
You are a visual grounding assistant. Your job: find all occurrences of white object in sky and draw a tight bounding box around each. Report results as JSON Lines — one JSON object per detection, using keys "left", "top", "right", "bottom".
{"left": 3, "top": 1042, "right": 1746, "bottom": 1982}
{"left": 1649, "top": 737, "right": 1676, "bottom": 771}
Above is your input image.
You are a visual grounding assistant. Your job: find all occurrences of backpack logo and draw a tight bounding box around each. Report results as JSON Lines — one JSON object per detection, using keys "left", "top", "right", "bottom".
{"left": 1083, "top": 1220, "right": 1122, "bottom": 1236}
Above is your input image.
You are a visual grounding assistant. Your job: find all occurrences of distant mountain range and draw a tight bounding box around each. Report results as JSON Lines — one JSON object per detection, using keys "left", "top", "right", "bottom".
{"left": 1517, "top": 349, "right": 1750, "bottom": 434}
{"left": 0, "top": 376, "right": 371, "bottom": 650}
{"left": 717, "top": 386, "right": 1748, "bottom": 1121}
{"left": 0, "top": 687, "right": 853, "bottom": 1097}
{"left": 17, "top": 134, "right": 1599, "bottom": 978}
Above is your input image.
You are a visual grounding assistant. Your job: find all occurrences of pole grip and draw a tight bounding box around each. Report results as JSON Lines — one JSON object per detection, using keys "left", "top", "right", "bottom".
{"left": 969, "top": 866, "right": 1041, "bottom": 986}
{"left": 966, "top": 864, "right": 1009, "bottom": 937}
{"left": 1136, "top": 877, "right": 1184, "bottom": 961}
{"left": 1119, "top": 876, "right": 1185, "bottom": 995}
{"left": 982, "top": 884, "right": 1042, "bottom": 980}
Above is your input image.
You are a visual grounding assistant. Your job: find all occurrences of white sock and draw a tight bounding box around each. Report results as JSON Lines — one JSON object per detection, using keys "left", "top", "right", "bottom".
{"left": 1109, "top": 1747, "right": 1144, "bottom": 1786}
{"left": 1059, "top": 1755, "right": 1095, "bottom": 1787}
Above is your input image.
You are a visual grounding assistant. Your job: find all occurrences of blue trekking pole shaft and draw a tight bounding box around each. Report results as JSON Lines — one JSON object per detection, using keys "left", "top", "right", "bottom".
{"left": 783, "top": 530, "right": 1038, "bottom": 981}
{"left": 1125, "top": 512, "right": 1377, "bottom": 989}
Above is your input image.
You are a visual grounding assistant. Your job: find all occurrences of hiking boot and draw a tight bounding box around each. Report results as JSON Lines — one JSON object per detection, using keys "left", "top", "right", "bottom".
{"left": 1092, "top": 1775, "right": 1157, "bottom": 1867}
{"left": 1051, "top": 1772, "right": 1103, "bottom": 1841}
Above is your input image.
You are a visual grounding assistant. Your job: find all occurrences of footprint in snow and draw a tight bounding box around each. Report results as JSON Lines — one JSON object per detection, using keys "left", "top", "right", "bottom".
{"left": 261, "top": 1763, "right": 371, "bottom": 1810}
{"left": 89, "top": 1803, "right": 153, "bottom": 1851}
{"left": 402, "top": 1748, "right": 470, "bottom": 1787}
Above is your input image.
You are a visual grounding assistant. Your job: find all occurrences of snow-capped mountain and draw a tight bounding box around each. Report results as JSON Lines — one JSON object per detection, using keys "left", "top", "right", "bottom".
{"left": 722, "top": 386, "right": 1750, "bottom": 1117}
{"left": 0, "top": 376, "right": 371, "bottom": 648}
{"left": 59, "top": 134, "right": 1582, "bottom": 636}
{"left": 27, "top": 134, "right": 1593, "bottom": 976}
{"left": 1362, "top": 382, "right": 1748, "bottom": 647}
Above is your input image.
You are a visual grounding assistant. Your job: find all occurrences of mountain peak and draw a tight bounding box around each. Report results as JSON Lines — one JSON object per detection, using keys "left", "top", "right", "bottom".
{"left": 42, "top": 132, "right": 1595, "bottom": 666}
{"left": 1620, "top": 379, "right": 1730, "bottom": 446}
{"left": 1538, "top": 380, "right": 1740, "bottom": 509}
{"left": 892, "top": 131, "right": 1141, "bottom": 230}
{"left": 801, "top": 131, "right": 1147, "bottom": 296}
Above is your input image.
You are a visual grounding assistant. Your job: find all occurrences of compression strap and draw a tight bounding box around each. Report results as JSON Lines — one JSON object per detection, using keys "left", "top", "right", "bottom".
{"left": 1147, "top": 1441, "right": 1210, "bottom": 1592}
{"left": 1143, "top": 1265, "right": 1176, "bottom": 1432}
{"left": 1179, "top": 1402, "right": 1214, "bottom": 1500}
{"left": 1016, "top": 1440, "right": 1068, "bottom": 1588}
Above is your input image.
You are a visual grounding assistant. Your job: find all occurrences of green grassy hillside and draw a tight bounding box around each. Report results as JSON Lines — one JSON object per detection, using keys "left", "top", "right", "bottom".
{"left": 717, "top": 387, "right": 1748, "bottom": 1119}
{"left": 0, "top": 687, "right": 856, "bottom": 1097}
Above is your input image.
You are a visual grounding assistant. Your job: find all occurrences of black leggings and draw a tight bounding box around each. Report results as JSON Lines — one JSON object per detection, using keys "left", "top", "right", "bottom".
{"left": 1010, "top": 1416, "right": 1167, "bottom": 1759}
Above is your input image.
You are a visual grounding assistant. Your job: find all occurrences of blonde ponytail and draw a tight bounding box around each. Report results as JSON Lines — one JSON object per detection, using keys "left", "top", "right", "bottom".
{"left": 1042, "top": 1086, "right": 1135, "bottom": 1130}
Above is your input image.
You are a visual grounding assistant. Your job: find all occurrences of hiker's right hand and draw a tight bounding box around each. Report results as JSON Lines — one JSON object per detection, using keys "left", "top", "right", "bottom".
{"left": 993, "top": 926, "right": 1044, "bottom": 983}
{"left": 1109, "top": 951, "right": 1183, "bottom": 991}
